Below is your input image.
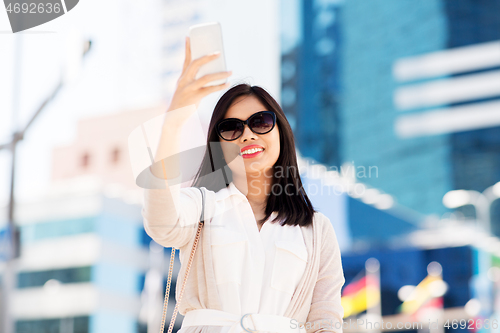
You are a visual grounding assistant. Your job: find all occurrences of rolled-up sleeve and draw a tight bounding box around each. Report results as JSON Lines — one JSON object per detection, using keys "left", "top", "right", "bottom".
{"left": 142, "top": 169, "right": 202, "bottom": 249}
{"left": 306, "top": 216, "right": 345, "bottom": 333}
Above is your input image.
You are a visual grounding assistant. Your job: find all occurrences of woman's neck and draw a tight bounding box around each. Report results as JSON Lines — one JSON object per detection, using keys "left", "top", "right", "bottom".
{"left": 232, "top": 168, "right": 274, "bottom": 208}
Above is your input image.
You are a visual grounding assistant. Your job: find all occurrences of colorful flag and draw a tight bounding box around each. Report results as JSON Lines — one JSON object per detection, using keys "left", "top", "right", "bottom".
{"left": 411, "top": 296, "right": 444, "bottom": 322}
{"left": 341, "top": 269, "right": 381, "bottom": 317}
{"left": 398, "top": 273, "right": 444, "bottom": 317}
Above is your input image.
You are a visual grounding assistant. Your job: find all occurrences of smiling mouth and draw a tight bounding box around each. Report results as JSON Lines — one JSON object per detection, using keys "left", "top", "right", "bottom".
{"left": 239, "top": 148, "right": 265, "bottom": 157}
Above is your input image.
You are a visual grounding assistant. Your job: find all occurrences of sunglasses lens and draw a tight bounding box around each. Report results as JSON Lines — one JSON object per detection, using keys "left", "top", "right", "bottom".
{"left": 250, "top": 112, "right": 275, "bottom": 134}
{"left": 218, "top": 120, "right": 243, "bottom": 141}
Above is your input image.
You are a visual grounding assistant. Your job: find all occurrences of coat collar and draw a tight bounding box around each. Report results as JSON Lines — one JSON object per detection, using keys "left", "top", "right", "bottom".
{"left": 216, "top": 181, "right": 280, "bottom": 222}
{"left": 215, "top": 181, "right": 248, "bottom": 201}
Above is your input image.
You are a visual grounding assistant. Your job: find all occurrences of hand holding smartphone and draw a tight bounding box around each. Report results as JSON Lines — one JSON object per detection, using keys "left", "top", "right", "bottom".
{"left": 188, "top": 22, "right": 228, "bottom": 88}
{"left": 167, "top": 22, "right": 231, "bottom": 115}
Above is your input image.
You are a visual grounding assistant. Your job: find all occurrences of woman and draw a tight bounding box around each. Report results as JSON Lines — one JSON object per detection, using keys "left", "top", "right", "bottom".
{"left": 142, "top": 36, "right": 345, "bottom": 333}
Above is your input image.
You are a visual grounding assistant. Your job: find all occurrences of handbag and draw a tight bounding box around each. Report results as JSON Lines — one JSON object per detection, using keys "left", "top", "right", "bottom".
{"left": 159, "top": 187, "right": 205, "bottom": 333}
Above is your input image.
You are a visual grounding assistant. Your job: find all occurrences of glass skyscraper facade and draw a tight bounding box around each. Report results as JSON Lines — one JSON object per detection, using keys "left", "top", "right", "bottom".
{"left": 444, "top": 0, "right": 500, "bottom": 235}
{"left": 281, "top": 0, "right": 500, "bottom": 228}
{"left": 280, "top": 0, "right": 342, "bottom": 168}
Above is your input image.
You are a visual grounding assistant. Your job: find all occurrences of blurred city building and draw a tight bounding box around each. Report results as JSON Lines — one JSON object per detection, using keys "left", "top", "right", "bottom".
{"left": 341, "top": 229, "right": 500, "bottom": 330}
{"left": 1, "top": 106, "right": 170, "bottom": 333}
{"left": 280, "top": 0, "right": 500, "bottom": 330}
{"left": 299, "top": 155, "right": 500, "bottom": 329}
{"left": 51, "top": 105, "right": 166, "bottom": 190}
{"left": 280, "top": 0, "right": 343, "bottom": 168}
{"left": 10, "top": 180, "right": 147, "bottom": 333}
{"left": 280, "top": 0, "right": 500, "bottom": 227}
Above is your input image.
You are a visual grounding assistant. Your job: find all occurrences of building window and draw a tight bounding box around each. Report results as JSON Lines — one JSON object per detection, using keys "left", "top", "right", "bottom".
{"left": 111, "top": 147, "right": 120, "bottom": 164}
{"left": 81, "top": 152, "right": 90, "bottom": 168}
{"left": 16, "top": 316, "right": 89, "bottom": 333}
{"left": 20, "top": 218, "right": 95, "bottom": 243}
{"left": 282, "top": 86, "right": 297, "bottom": 107}
{"left": 315, "top": 37, "right": 335, "bottom": 56}
{"left": 17, "top": 266, "right": 92, "bottom": 288}
{"left": 281, "top": 59, "right": 296, "bottom": 82}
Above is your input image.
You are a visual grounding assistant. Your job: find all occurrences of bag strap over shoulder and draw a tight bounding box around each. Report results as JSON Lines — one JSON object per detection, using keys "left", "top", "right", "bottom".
{"left": 159, "top": 187, "right": 205, "bottom": 333}
{"left": 199, "top": 187, "right": 205, "bottom": 222}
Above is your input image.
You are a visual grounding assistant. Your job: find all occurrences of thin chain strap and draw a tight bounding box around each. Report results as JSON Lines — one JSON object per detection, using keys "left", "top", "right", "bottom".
{"left": 159, "top": 187, "right": 205, "bottom": 333}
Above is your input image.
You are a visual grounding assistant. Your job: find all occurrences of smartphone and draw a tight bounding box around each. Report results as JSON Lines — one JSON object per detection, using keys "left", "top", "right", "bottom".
{"left": 188, "top": 22, "right": 228, "bottom": 88}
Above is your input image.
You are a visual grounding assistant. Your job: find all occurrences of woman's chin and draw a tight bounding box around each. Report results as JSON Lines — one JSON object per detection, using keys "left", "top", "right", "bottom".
{"left": 228, "top": 157, "right": 275, "bottom": 178}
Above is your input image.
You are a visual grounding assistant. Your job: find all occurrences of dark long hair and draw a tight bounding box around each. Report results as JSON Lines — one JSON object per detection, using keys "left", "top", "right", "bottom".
{"left": 192, "top": 83, "right": 316, "bottom": 227}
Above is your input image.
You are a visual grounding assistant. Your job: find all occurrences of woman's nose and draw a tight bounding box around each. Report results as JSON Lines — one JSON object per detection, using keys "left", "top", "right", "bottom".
{"left": 240, "top": 124, "right": 257, "bottom": 141}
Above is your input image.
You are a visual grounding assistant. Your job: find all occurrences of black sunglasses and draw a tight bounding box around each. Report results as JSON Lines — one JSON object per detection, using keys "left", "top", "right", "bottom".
{"left": 216, "top": 111, "right": 277, "bottom": 141}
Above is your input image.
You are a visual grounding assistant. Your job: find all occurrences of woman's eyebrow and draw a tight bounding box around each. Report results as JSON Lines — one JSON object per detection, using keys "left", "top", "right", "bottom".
{"left": 223, "top": 110, "right": 270, "bottom": 121}
{"left": 224, "top": 115, "right": 244, "bottom": 121}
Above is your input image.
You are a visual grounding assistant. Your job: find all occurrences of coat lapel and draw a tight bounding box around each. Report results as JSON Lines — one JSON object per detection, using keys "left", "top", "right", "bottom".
{"left": 283, "top": 213, "right": 321, "bottom": 322}
{"left": 202, "top": 188, "right": 223, "bottom": 311}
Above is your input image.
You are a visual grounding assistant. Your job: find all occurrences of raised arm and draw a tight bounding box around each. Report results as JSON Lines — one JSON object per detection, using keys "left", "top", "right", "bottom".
{"left": 142, "top": 36, "right": 232, "bottom": 249}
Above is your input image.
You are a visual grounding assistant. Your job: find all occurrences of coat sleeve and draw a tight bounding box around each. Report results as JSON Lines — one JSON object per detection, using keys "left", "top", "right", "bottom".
{"left": 305, "top": 215, "right": 345, "bottom": 333}
{"left": 141, "top": 168, "right": 202, "bottom": 249}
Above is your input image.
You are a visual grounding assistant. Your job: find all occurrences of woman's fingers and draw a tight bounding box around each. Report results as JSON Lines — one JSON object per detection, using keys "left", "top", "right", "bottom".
{"left": 192, "top": 71, "right": 232, "bottom": 90}
{"left": 199, "top": 81, "right": 231, "bottom": 96}
{"left": 184, "top": 52, "right": 221, "bottom": 81}
{"left": 181, "top": 36, "right": 191, "bottom": 74}
{"left": 169, "top": 37, "right": 230, "bottom": 113}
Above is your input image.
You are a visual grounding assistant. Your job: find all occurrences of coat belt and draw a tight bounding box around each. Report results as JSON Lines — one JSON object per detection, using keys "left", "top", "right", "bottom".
{"left": 181, "top": 309, "right": 307, "bottom": 333}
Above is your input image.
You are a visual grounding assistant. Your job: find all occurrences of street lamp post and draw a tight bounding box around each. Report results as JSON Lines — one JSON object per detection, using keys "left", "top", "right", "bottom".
{"left": 443, "top": 184, "right": 500, "bottom": 333}
{"left": 442, "top": 182, "right": 500, "bottom": 235}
